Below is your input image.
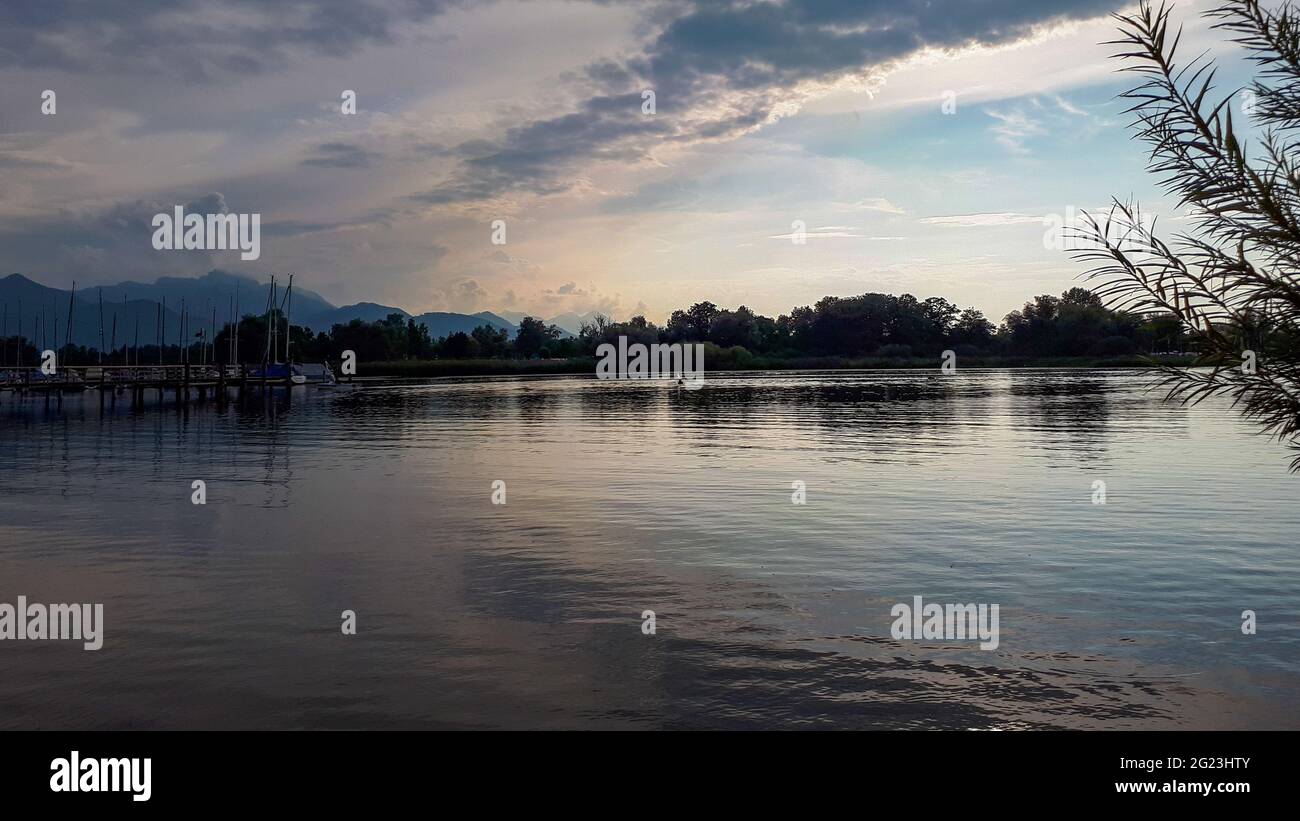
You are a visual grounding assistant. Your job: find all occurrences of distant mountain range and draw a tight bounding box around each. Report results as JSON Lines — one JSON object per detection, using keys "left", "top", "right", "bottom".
{"left": 296, "top": 302, "right": 409, "bottom": 330}
{"left": 0, "top": 271, "right": 593, "bottom": 349}
{"left": 0, "top": 273, "right": 185, "bottom": 351}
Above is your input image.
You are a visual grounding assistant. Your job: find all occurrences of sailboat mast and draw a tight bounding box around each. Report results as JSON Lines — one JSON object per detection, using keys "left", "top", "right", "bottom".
{"left": 263, "top": 275, "right": 274, "bottom": 365}
{"left": 97, "top": 288, "right": 105, "bottom": 365}
{"left": 283, "top": 273, "right": 293, "bottom": 363}
{"left": 272, "top": 277, "right": 279, "bottom": 364}
{"left": 66, "top": 281, "right": 75, "bottom": 347}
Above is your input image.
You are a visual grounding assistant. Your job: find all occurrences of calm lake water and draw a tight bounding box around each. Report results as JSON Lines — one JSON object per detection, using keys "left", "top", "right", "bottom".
{"left": 1, "top": 369, "right": 1297, "bottom": 729}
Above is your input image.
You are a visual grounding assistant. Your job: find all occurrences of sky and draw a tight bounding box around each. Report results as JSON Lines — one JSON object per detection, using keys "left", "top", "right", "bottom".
{"left": 0, "top": 0, "right": 1268, "bottom": 324}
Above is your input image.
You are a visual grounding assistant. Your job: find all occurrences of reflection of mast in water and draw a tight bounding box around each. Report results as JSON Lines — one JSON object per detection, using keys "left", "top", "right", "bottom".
{"left": 260, "top": 402, "right": 295, "bottom": 510}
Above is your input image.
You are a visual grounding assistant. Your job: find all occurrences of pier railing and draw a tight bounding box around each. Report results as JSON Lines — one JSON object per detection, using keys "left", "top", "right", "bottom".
{"left": 0, "top": 364, "right": 259, "bottom": 387}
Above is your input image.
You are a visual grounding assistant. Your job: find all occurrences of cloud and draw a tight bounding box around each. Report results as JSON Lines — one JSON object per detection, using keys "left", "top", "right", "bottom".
{"left": 985, "top": 107, "right": 1048, "bottom": 154}
{"left": 532, "top": 281, "right": 624, "bottom": 317}
{"left": 426, "top": 278, "right": 490, "bottom": 312}
{"left": 0, "top": 192, "right": 248, "bottom": 277}
{"left": 1052, "top": 94, "right": 1089, "bottom": 116}
{"left": 0, "top": 0, "right": 1140, "bottom": 318}
{"left": 768, "top": 230, "right": 864, "bottom": 239}
{"left": 0, "top": 134, "right": 75, "bottom": 170}
{"left": 919, "top": 212, "right": 1043, "bottom": 227}
{"left": 983, "top": 92, "right": 1103, "bottom": 154}
{"left": 301, "top": 142, "right": 381, "bottom": 169}
{"left": 411, "top": 92, "right": 676, "bottom": 204}
{"left": 414, "top": 0, "right": 1128, "bottom": 204}
{"left": 0, "top": 0, "right": 461, "bottom": 81}
{"left": 856, "top": 197, "right": 907, "bottom": 215}
{"left": 481, "top": 249, "right": 543, "bottom": 275}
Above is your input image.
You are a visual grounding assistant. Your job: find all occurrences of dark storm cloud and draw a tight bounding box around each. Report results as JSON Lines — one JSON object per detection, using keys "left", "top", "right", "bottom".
{"left": 410, "top": 93, "right": 675, "bottom": 204}
{"left": 583, "top": 59, "right": 634, "bottom": 88}
{"left": 413, "top": 91, "right": 675, "bottom": 203}
{"left": 259, "top": 219, "right": 348, "bottom": 237}
{"left": 0, "top": 0, "right": 460, "bottom": 80}
{"left": 638, "top": 0, "right": 1125, "bottom": 97}
{"left": 0, "top": 193, "right": 234, "bottom": 276}
{"left": 415, "top": 0, "right": 1125, "bottom": 204}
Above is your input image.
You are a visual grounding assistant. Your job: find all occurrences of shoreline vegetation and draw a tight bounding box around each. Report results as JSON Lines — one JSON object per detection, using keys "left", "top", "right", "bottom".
{"left": 294, "top": 285, "right": 1199, "bottom": 380}
{"left": 6, "top": 284, "right": 1203, "bottom": 377}
{"left": 362, "top": 352, "right": 1198, "bottom": 379}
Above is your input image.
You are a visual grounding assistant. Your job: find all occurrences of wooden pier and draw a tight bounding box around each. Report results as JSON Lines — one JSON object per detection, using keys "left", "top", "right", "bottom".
{"left": 0, "top": 364, "right": 306, "bottom": 404}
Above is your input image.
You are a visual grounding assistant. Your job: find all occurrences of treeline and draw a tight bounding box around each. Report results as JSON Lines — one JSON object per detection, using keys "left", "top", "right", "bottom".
{"left": 284, "top": 314, "right": 567, "bottom": 362}
{"left": 575, "top": 287, "right": 1185, "bottom": 360}
{"left": 2, "top": 287, "right": 1191, "bottom": 368}
{"left": 323, "top": 286, "right": 1182, "bottom": 363}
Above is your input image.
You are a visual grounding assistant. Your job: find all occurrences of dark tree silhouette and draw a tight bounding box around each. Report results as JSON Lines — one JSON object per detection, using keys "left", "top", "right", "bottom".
{"left": 513, "top": 316, "right": 560, "bottom": 358}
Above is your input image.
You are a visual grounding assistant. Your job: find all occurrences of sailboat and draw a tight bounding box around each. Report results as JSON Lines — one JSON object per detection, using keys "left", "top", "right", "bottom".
{"left": 251, "top": 274, "right": 307, "bottom": 384}
{"left": 244, "top": 274, "right": 340, "bottom": 385}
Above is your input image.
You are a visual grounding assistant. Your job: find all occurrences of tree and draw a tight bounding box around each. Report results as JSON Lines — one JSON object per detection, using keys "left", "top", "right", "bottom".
{"left": 407, "top": 319, "right": 433, "bottom": 358}
{"left": 920, "top": 296, "right": 960, "bottom": 342}
{"left": 685, "top": 301, "right": 719, "bottom": 339}
{"left": 1076, "top": 0, "right": 1300, "bottom": 468}
{"left": 471, "top": 323, "right": 509, "bottom": 357}
{"left": 709, "top": 306, "right": 760, "bottom": 348}
{"left": 442, "top": 331, "right": 479, "bottom": 359}
{"left": 952, "top": 307, "right": 995, "bottom": 347}
{"left": 778, "top": 306, "right": 815, "bottom": 352}
{"left": 1060, "top": 287, "right": 1104, "bottom": 309}
{"left": 998, "top": 288, "right": 1138, "bottom": 356}
{"left": 664, "top": 309, "right": 694, "bottom": 342}
{"left": 577, "top": 313, "right": 610, "bottom": 349}
{"left": 330, "top": 317, "right": 397, "bottom": 361}
{"left": 513, "top": 316, "right": 559, "bottom": 358}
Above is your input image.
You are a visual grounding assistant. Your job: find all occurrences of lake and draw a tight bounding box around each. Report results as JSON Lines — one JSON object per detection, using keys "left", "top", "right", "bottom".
{"left": 1, "top": 369, "right": 1297, "bottom": 729}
